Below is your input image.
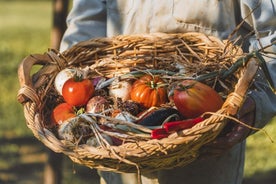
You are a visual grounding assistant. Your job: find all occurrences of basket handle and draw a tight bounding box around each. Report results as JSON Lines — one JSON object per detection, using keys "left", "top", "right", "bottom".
{"left": 17, "top": 53, "right": 54, "bottom": 104}
{"left": 223, "top": 57, "right": 259, "bottom": 115}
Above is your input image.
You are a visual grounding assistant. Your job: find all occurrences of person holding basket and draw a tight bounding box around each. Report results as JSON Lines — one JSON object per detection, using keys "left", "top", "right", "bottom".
{"left": 60, "top": 0, "right": 276, "bottom": 183}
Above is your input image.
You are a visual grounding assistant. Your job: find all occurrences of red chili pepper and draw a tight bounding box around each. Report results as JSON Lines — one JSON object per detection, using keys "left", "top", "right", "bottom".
{"left": 151, "top": 128, "right": 170, "bottom": 139}
{"left": 163, "top": 117, "right": 204, "bottom": 133}
{"left": 151, "top": 117, "right": 204, "bottom": 139}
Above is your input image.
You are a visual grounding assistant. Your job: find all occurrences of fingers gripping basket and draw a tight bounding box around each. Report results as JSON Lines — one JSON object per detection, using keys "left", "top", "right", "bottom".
{"left": 17, "top": 32, "right": 259, "bottom": 173}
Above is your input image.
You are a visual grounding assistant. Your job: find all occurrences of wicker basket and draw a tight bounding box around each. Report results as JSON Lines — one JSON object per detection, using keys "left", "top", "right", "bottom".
{"left": 17, "top": 32, "right": 259, "bottom": 174}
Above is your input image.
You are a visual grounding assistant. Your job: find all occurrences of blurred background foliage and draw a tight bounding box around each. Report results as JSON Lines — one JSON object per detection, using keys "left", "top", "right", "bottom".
{"left": 0, "top": 0, "right": 275, "bottom": 183}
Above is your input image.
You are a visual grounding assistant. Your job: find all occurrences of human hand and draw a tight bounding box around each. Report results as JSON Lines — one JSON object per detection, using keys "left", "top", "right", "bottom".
{"left": 200, "top": 96, "right": 256, "bottom": 157}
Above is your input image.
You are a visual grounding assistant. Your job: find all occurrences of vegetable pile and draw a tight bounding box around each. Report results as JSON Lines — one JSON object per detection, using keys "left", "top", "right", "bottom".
{"left": 51, "top": 66, "right": 225, "bottom": 147}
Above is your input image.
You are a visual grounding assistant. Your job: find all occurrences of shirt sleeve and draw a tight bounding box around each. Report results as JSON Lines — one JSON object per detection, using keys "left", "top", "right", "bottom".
{"left": 60, "top": 0, "right": 107, "bottom": 52}
{"left": 240, "top": 0, "right": 276, "bottom": 128}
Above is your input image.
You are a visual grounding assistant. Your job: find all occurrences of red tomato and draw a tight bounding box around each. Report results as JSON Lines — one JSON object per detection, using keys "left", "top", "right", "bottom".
{"left": 173, "top": 80, "right": 224, "bottom": 118}
{"left": 62, "top": 77, "right": 94, "bottom": 107}
{"left": 130, "top": 75, "right": 168, "bottom": 108}
{"left": 51, "top": 103, "right": 76, "bottom": 125}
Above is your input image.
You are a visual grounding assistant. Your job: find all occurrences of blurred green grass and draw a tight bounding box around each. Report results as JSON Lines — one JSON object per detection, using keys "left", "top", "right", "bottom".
{"left": 0, "top": 0, "right": 275, "bottom": 183}
{"left": 0, "top": 0, "right": 51, "bottom": 137}
{"left": 244, "top": 117, "right": 276, "bottom": 176}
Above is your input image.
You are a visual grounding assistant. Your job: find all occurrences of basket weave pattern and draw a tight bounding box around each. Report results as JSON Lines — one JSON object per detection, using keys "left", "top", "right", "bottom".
{"left": 17, "top": 32, "right": 258, "bottom": 173}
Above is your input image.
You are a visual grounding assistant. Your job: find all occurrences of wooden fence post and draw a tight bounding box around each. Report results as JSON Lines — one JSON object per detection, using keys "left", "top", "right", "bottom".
{"left": 50, "top": 0, "right": 69, "bottom": 49}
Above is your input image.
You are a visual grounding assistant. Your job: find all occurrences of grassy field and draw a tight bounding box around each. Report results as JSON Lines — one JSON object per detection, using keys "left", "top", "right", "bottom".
{"left": 0, "top": 0, "right": 51, "bottom": 137}
{"left": 0, "top": 1, "right": 276, "bottom": 184}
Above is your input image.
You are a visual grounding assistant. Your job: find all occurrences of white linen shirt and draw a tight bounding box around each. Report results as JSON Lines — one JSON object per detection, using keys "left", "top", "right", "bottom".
{"left": 61, "top": 0, "right": 276, "bottom": 52}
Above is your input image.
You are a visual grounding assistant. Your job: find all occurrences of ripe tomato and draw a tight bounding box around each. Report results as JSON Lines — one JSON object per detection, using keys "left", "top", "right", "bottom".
{"left": 62, "top": 77, "right": 94, "bottom": 107}
{"left": 130, "top": 75, "right": 168, "bottom": 108}
{"left": 51, "top": 103, "right": 76, "bottom": 125}
{"left": 173, "top": 80, "right": 224, "bottom": 118}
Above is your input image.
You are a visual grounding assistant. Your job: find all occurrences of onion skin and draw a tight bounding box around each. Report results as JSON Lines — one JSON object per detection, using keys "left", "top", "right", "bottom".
{"left": 86, "top": 96, "right": 109, "bottom": 114}
{"left": 109, "top": 80, "right": 132, "bottom": 101}
{"left": 54, "top": 68, "right": 77, "bottom": 95}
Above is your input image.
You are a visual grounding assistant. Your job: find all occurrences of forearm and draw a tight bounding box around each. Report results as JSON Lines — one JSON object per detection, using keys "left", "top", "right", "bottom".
{"left": 60, "top": 0, "right": 107, "bottom": 52}
{"left": 239, "top": 0, "right": 276, "bottom": 128}
{"left": 248, "top": 70, "right": 276, "bottom": 130}
{"left": 247, "top": 38, "right": 276, "bottom": 129}
{"left": 247, "top": 35, "right": 276, "bottom": 129}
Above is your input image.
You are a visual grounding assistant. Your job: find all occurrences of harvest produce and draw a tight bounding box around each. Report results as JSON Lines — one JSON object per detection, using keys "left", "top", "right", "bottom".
{"left": 62, "top": 75, "right": 94, "bottom": 107}
{"left": 151, "top": 117, "right": 204, "bottom": 139}
{"left": 151, "top": 128, "right": 169, "bottom": 139}
{"left": 109, "top": 80, "right": 132, "bottom": 101}
{"left": 51, "top": 103, "right": 76, "bottom": 125}
{"left": 54, "top": 68, "right": 78, "bottom": 95}
{"left": 130, "top": 74, "right": 168, "bottom": 108}
{"left": 86, "top": 96, "right": 109, "bottom": 114}
{"left": 52, "top": 69, "right": 224, "bottom": 141}
{"left": 163, "top": 117, "right": 204, "bottom": 132}
{"left": 138, "top": 107, "right": 181, "bottom": 127}
{"left": 58, "top": 115, "right": 93, "bottom": 143}
{"left": 173, "top": 80, "right": 224, "bottom": 118}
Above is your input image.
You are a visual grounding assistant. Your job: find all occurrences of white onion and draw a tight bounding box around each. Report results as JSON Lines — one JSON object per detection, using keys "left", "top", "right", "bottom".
{"left": 54, "top": 68, "right": 77, "bottom": 95}
{"left": 109, "top": 80, "right": 132, "bottom": 101}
